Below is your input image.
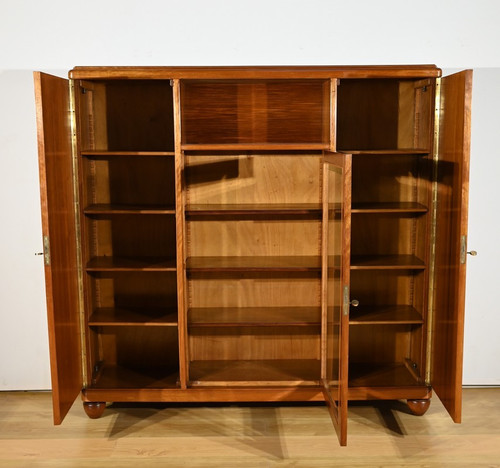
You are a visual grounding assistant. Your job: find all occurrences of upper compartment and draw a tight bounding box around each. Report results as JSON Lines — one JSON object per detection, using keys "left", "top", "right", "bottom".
{"left": 78, "top": 80, "right": 174, "bottom": 152}
{"left": 336, "top": 78, "right": 434, "bottom": 152}
{"left": 180, "top": 79, "right": 332, "bottom": 150}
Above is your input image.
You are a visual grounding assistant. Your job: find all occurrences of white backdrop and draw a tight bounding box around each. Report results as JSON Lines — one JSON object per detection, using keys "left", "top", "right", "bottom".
{"left": 0, "top": 0, "right": 499, "bottom": 389}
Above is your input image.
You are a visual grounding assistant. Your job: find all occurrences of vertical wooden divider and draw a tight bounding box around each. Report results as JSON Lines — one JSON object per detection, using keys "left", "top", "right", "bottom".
{"left": 173, "top": 79, "right": 188, "bottom": 388}
{"left": 70, "top": 81, "right": 90, "bottom": 389}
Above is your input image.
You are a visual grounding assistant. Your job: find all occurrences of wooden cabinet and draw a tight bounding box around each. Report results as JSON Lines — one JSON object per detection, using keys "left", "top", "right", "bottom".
{"left": 34, "top": 66, "right": 472, "bottom": 445}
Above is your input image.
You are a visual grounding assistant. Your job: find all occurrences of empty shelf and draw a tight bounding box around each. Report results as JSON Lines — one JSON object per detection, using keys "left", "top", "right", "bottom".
{"left": 182, "top": 143, "right": 329, "bottom": 151}
{"left": 86, "top": 256, "right": 177, "bottom": 272}
{"left": 189, "top": 359, "right": 321, "bottom": 386}
{"left": 339, "top": 149, "right": 430, "bottom": 155}
{"left": 84, "top": 204, "right": 176, "bottom": 215}
{"left": 349, "top": 305, "right": 423, "bottom": 325}
{"left": 81, "top": 151, "right": 175, "bottom": 158}
{"left": 350, "top": 255, "right": 425, "bottom": 270}
{"left": 351, "top": 202, "right": 428, "bottom": 213}
{"left": 91, "top": 364, "right": 179, "bottom": 389}
{"left": 349, "top": 362, "right": 422, "bottom": 387}
{"left": 186, "top": 203, "right": 322, "bottom": 215}
{"left": 187, "top": 256, "right": 322, "bottom": 272}
{"left": 89, "top": 307, "right": 178, "bottom": 326}
{"left": 189, "top": 307, "right": 321, "bottom": 327}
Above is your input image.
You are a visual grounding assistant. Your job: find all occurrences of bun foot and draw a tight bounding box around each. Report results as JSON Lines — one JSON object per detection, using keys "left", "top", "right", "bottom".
{"left": 83, "top": 401, "right": 106, "bottom": 419}
{"left": 407, "top": 399, "right": 431, "bottom": 416}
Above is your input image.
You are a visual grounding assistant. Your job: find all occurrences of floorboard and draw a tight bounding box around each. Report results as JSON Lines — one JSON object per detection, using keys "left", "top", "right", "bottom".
{"left": 0, "top": 388, "right": 499, "bottom": 467}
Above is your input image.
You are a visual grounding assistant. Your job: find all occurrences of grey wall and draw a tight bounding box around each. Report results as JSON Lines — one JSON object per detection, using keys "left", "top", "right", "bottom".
{"left": 1, "top": 0, "right": 499, "bottom": 389}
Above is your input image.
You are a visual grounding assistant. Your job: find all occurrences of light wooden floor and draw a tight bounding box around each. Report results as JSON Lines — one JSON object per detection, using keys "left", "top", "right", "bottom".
{"left": 0, "top": 389, "right": 499, "bottom": 467}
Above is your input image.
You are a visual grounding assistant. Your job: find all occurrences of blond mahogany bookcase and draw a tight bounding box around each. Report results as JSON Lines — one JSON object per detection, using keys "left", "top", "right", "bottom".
{"left": 34, "top": 65, "right": 472, "bottom": 445}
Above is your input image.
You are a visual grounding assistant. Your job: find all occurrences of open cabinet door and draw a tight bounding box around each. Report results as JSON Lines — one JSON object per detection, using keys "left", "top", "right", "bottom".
{"left": 34, "top": 72, "right": 82, "bottom": 424}
{"left": 321, "top": 152, "right": 352, "bottom": 446}
{"left": 432, "top": 70, "right": 472, "bottom": 423}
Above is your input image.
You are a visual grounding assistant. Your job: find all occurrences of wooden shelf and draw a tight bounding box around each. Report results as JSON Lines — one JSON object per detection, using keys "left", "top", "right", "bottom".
{"left": 90, "top": 364, "right": 179, "bottom": 389}
{"left": 86, "top": 256, "right": 177, "bottom": 272}
{"left": 89, "top": 307, "right": 178, "bottom": 326}
{"left": 186, "top": 256, "right": 322, "bottom": 272}
{"left": 339, "top": 149, "right": 429, "bottom": 155}
{"left": 189, "top": 307, "right": 321, "bottom": 327}
{"left": 182, "top": 143, "right": 329, "bottom": 151}
{"left": 84, "top": 204, "right": 176, "bottom": 215}
{"left": 351, "top": 202, "right": 428, "bottom": 214}
{"left": 81, "top": 151, "right": 175, "bottom": 158}
{"left": 186, "top": 204, "right": 322, "bottom": 216}
{"left": 349, "top": 305, "right": 423, "bottom": 325}
{"left": 189, "top": 359, "right": 321, "bottom": 386}
{"left": 350, "top": 254, "right": 425, "bottom": 270}
{"left": 349, "top": 362, "right": 422, "bottom": 387}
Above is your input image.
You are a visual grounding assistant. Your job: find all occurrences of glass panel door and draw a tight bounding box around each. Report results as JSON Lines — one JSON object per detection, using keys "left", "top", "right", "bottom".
{"left": 321, "top": 152, "right": 352, "bottom": 446}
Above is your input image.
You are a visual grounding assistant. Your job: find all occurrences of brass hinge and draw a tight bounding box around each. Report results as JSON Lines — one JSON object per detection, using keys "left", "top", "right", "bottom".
{"left": 460, "top": 235, "right": 467, "bottom": 264}
{"left": 343, "top": 285, "right": 349, "bottom": 316}
{"left": 43, "top": 235, "right": 51, "bottom": 266}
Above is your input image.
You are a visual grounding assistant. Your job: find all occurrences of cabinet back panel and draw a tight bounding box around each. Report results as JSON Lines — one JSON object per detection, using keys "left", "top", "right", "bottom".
{"left": 92, "top": 326, "right": 179, "bottom": 369}
{"left": 189, "top": 327, "right": 320, "bottom": 360}
{"left": 79, "top": 80, "right": 174, "bottom": 152}
{"left": 351, "top": 214, "right": 426, "bottom": 258}
{"left": 350, "top": 271, "right": 421, "bottom": 307}
{"left": 86, "top": 216, "right": 176, "bottom": 259}
{"left": 349, "top": 325, "right": 414, "bottom": 364}
{"left": 186, "top": 155, "right": 322, "bottom": 205}
{"left": 352, "top": 155, "right": 427, "bottom": 204}
{"left": 181, "top": 80, "right": 330, "bottom": 145}
{"left": 188, "top": 219, "right": 321, "bottom": 257}
{"left": 90, "top": 272, "right": 178, "bottom": 309}
{"left": 337, "top": 79, "right": 398, "bottom": 150}
{"left": 337, "top": 79, "right": 433, "bottom": 151}
{"left": 83, "top": 158, "right": 176, "bottom": 206}
{"left": 189, "top": 275, "right": 320, "bottom": 308}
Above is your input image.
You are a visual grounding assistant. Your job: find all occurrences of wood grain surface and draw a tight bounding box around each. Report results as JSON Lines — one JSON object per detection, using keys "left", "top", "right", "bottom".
{"left": 432, "top": 70, "right": 473, "bottom": 424}
{"left": 34, "top": 72, "right": 82, "bottom": 424}
{"left": 68, "top": 64, "right": 442, "bottom": 80}
{"left": 1, "top": 389, "right": 498, "bottom": 467}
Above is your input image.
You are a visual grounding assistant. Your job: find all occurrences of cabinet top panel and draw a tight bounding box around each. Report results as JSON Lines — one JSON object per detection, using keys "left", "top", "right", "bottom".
{"left": 69, "top": 65, "right": 441, "bottom": 80}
